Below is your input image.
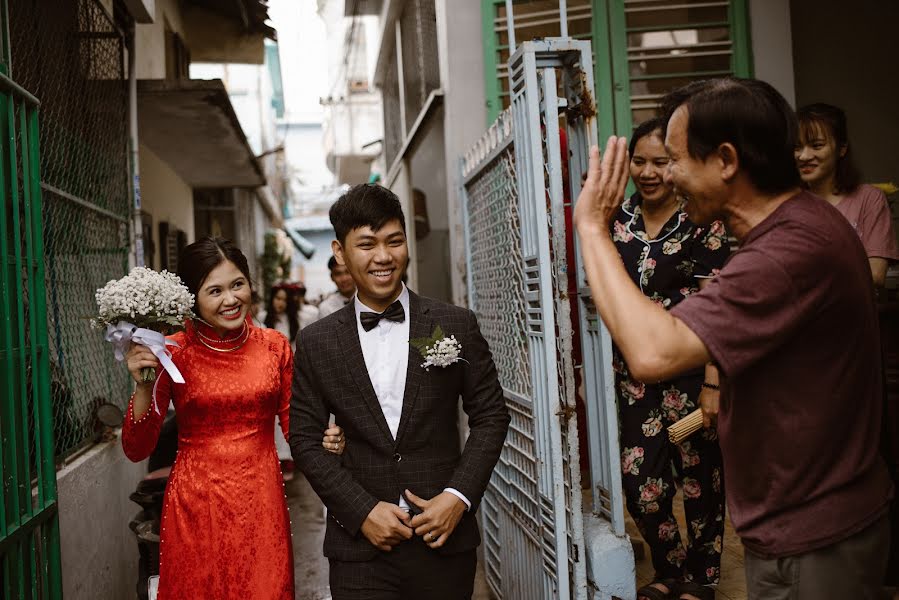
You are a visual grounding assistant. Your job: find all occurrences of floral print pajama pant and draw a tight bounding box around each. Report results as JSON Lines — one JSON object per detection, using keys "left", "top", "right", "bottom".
{"left": 617, "top": 371, "right": 726, "bottom": 585}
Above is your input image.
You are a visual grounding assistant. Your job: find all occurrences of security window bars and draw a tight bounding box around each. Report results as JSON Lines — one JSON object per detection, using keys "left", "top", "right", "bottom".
{"left": 482, "top": 0, "right": 592, "bottom": 120}
{"left": 482, "top": 0, "right": 752, "bottom": 131}
{"left": 618, "top": 0, "right": 752, "bottom": 127}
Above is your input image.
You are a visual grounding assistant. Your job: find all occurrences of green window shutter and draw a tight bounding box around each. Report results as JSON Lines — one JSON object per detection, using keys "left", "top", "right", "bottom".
{"left": 481, "top": 0, "right": 594, "bottom": 124}
{"left": 481, "top": 1, "right": 753, "bottom": 131}
{"left": 730, "top": 0, "right": 754, "bottom": 77}
{"left": 599, "top": 0, "right": 754, "bottom": 135}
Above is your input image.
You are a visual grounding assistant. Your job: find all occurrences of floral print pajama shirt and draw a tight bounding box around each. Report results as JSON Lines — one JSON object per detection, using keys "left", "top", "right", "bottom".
{"left": 611, "top": 194, "right": 729, "bottom": 585}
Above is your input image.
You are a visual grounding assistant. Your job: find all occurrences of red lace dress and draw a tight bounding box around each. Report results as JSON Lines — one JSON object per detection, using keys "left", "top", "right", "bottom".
{"left": 122, "top": 318, "right": 294, "bottom": 599}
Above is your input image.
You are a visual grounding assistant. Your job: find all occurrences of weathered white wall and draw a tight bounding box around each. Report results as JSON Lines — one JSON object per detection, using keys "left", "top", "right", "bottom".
{"left": 138, "top": 142, "right": 194, "bottom": 268}
{"left": 409, "top": 108, "right": 452, "bottom": 302}
{"left": 435, "top": 0, "right": 488, "bottom": 306}
{"left": 790, "top": 0, "right": 899, "bottom": 185}
{"left": 386, "top": 160, "right": 417, "bottom": 288}
{"left": 57, "top": 439, "right": 147, "bottom": 600}
{"left": 749, "top": 0, "right": 795, "bottom": 107}
{"left": 135, "top": 0, "right": 186, "bottom": 80}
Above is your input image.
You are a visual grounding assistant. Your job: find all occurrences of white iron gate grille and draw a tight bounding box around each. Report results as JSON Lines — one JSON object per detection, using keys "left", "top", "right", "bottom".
{"left": 462, "top": 39, "right": 625, "bottom": 599}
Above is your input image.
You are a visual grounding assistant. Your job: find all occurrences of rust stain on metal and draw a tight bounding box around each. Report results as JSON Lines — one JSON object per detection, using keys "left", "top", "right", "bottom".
{"left": 566, "top": 70, "right": 596, "bottom": 123}
{"left": 556, "top": 402, "right": 578, "bottom": 423}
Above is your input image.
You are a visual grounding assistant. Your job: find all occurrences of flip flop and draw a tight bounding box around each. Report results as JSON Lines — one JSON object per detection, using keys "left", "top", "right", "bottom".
{"left": 637, "top": 579, "right": 679, "bottom": 600}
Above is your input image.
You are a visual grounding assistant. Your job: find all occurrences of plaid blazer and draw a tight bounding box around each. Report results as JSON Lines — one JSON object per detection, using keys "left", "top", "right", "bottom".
{"left": 289, "top": 291, "right": 510, "bottom": 561}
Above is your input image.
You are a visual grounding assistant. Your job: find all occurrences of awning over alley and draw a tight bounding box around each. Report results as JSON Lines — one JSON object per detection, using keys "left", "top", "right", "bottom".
{"left": 138, "top": 79, "right": 265, "bottom": 188}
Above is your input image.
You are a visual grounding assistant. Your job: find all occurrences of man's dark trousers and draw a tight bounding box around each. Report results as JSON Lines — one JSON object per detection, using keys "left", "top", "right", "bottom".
{"left": 329, "top": 535, "right": 476, "bottom": 600}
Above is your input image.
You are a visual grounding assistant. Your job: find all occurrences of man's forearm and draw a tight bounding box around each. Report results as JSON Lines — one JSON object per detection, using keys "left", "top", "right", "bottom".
{"left": 291, "top": 340, "right": 379, "bottom": 534}
{"left": 577, "top": 225, "right": 709, "bottom": 381}
{"left": 295, "top": 437, "right": 378, "bottom": 534}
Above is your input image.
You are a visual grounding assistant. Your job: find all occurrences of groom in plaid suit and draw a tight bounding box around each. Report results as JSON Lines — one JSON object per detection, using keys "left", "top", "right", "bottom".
{"left": 290, "top": 184, "right": 510, "bottom": 600}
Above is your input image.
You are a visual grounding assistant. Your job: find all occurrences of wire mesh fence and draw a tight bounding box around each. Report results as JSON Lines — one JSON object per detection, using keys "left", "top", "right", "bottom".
{"left": 465, "top": 147, "right": 531, "bottom": 400}
{"left": 9, "top": 0, "right": 131, "bottom": 460}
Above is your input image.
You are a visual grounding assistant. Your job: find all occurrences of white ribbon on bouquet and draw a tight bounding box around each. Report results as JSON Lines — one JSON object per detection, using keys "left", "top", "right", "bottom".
{"left": 105, "top": 321, "right": 184, "bottom": 415}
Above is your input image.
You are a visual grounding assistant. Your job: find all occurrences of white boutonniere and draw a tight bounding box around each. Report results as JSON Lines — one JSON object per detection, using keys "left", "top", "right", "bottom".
{"left": 410, "top": 325, "right": 467, "bottom": 371}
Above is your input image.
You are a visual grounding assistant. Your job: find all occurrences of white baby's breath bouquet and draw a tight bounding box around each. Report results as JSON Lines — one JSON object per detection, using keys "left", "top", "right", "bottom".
{"left": 94, "top": 267, "right": 194, "bottom": 383}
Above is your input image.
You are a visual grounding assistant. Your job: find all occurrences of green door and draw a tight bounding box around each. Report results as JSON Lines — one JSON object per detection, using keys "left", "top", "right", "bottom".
{"left": 0, "top": 0, "right": 64, "bottom": 596}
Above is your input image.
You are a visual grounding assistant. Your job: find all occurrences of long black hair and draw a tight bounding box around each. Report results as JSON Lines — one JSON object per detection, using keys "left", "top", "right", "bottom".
{"left": 264, "top": 284, "right": 299, "bottom": 341}
{"left": 796, "top": 103, "right": 861, "bottom": 194}
{"left": 177, "top": 237, "right": 253, "bottom": 311}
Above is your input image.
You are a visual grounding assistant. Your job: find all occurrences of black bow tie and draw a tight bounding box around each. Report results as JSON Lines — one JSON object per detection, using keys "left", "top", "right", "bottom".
{"left": 359, "top": 300, "right": 405, "bottom": 332}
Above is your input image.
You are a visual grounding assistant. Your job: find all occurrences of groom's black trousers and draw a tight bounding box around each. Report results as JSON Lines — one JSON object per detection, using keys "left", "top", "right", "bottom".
{"left": 328, "top": 535, "right": 477, "bottom": 600}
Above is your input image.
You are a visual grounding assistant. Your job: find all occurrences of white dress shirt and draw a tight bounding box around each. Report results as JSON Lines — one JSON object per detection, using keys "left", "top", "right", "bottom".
{"left": 354, "top": 287, "right": 410, "bottom": 442}
{"left": 354, "top": 285, "right": 470, "bottom": 511}
{"left": 319, "top": 291, "right": 353, "bottom": 318}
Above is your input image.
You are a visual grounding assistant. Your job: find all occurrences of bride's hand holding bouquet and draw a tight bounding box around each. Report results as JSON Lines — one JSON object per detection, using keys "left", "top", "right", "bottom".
{"left": 94, "top": 267, "right": 194, "bottom": 412}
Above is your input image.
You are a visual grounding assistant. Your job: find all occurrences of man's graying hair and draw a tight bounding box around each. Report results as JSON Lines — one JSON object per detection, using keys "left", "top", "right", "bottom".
{"left": 660, "top": 77, "right": 801, "bottom": 195}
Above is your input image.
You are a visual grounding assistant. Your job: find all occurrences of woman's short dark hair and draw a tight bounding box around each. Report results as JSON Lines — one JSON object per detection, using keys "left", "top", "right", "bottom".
{"left": 177, "top": 237, "right": 252, "bottom": 309}
{"left": 329, "top": 184, "right": 406, "bottom": 244}
{"left": 660, "top": 77, "right": 801, "bottom": 195}
{"left": 796, "top": 103, "right": 861, "bottom": 194}
{"left": 629, "top": 117, "right": 665, "bottom": 157}
{"left": 264, "top": 284, "right": 299, "bottom": 341}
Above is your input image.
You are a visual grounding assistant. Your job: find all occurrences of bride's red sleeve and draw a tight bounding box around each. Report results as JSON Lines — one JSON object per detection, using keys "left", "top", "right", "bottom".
{"left": 121, "top": 370, "right": 172, "bottom": 462}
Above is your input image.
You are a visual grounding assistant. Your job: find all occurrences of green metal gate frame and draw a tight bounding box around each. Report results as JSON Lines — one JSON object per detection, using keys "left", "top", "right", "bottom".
{"left": 0, "top": 0, "right": 63, "bottom": 596}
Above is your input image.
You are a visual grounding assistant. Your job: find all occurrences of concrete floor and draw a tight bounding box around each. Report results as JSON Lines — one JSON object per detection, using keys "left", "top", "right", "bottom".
{"left": 285, "top": 473, "right": 494, "bottom": 600}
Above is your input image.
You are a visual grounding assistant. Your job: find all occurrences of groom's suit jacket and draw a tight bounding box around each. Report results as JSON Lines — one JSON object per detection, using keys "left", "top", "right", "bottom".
{"left": 289, "top": 291, "right": 510, "bottom": 561}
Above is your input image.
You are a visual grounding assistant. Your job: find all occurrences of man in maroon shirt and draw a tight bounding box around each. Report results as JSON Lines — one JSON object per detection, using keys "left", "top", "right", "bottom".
{"left": 574, "top": 78, "right": 892, "bottom": 599}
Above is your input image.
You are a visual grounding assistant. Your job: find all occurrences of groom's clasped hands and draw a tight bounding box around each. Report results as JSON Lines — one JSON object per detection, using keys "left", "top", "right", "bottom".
{"left": 360, "top": 490, "right": 467, "bottom": 552}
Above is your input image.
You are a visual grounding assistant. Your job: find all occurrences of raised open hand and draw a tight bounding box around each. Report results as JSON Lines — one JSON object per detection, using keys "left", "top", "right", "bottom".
{"left": 573, "top": 136, "right": 630, "bottom": 234}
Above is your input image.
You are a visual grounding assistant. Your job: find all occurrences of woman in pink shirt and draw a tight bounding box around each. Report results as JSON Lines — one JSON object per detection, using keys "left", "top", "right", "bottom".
{"left": 798, "top": 103, "right": 899, "bottom": 595}
{"left": 795, "top": 103, "right": 899, "bottom": 287}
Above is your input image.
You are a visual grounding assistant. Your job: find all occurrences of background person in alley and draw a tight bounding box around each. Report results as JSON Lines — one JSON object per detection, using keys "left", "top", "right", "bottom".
{"left": 574, "top": 78, "right": 893, "bottom": 599}
{"left": 318, "top": 254, "right": 357, "bottom": 318}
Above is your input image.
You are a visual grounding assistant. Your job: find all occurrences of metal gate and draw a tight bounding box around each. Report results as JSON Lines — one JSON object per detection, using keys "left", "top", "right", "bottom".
{"left": 462, "top": 39, "right": 623, "bottom": 600}
{"left": 0, "top": 12, "right": 63, "bottom": 599}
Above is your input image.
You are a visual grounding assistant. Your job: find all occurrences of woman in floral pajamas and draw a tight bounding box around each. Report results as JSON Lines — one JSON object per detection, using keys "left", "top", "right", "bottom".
{"left": 611, "top": 118, "right": 729, "bottom": 600}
